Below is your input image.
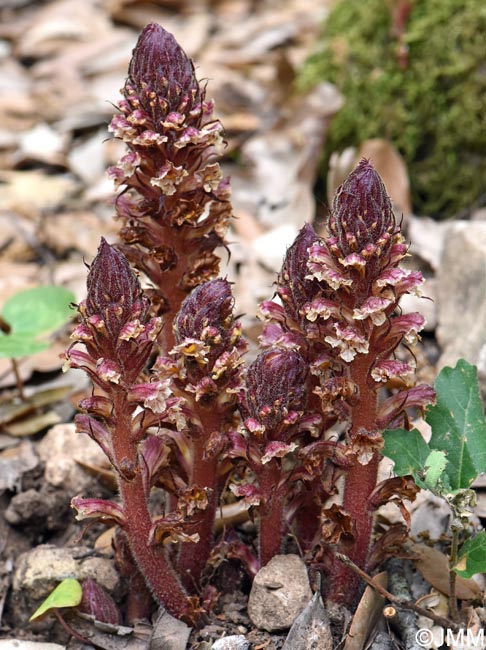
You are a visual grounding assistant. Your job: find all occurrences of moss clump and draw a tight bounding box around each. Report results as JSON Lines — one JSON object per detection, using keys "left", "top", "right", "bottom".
{"left": 300, "top": 0, "right": 486, "bottom": 218}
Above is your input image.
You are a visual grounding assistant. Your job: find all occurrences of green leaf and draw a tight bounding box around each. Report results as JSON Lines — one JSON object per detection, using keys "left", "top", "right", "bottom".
{"left": 2, "top": 286, "right": 75, "bottom": 338}
{"left": 453, "top": 531, "right": 486, "bottom": 578}
{"left": 29, "top": 578, "right": 83, "bottom": 622}
{"left": 423, "top": 450, "right": 448, "bottom": 491}
{"left": 427, "top": 360, "right": 486, "bottom": 490}
{"left": 383, "top": 427, "right": 431, "bottom": 488}
{"left": 0, "top": 333, "right": 49, "bottom": 359}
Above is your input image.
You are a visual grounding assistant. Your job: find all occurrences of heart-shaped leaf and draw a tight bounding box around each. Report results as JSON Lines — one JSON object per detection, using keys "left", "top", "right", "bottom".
{"left": 30, "top": 578, "right": 83, "bottom": 622}
{"left": 2, "top": 286, "right": 75, "bottom": 338}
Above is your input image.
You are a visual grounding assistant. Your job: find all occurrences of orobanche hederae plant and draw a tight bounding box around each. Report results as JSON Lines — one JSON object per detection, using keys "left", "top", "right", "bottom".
{"left": 64, "top": 23, "right": 436, "bottom": 624}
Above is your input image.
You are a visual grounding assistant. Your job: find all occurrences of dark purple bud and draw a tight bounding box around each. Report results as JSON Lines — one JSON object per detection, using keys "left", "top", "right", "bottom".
{"left": 127, "top": 23, "right": 200, "bottom": 119}
{"left": 174, "top": 279, "right": 234, "bottom": 345}
{"left": 85, "top": 238, "right": 148, "bottom": 340}
{"left": 329, "top": 159, "right": 397, "bottom": 262}
{"left": 86, "top": 239, "right": 141, "bottom": 316}
{"left": 80, "top": 577, "right": 121, "bottom": 625}
{"left": 278, "top": 224, "right": 319, "bottom": 321}
{"left": 243, "top": 349, "right": 307, "bottom": 434}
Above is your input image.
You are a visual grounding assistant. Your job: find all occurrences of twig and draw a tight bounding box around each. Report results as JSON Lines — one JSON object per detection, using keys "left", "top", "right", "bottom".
{"left": 335, "top": 553, "right": 461, "bottom": 632}
{"left": 11, "top": 359, "right": 26, "bottom": 401}
{"left": 386, "top": 558, "right": 422, "bottom": 650}
{"left": 448, "top": 527, "right": 460, "bottom": 622}
{"left": 53, "top": 609, "right": 104, "bottom": 650}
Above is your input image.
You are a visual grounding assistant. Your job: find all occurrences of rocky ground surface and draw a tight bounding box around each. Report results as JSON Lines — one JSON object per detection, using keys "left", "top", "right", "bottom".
{"left": 0, "top": 1, "right": 485, "bottom": 649}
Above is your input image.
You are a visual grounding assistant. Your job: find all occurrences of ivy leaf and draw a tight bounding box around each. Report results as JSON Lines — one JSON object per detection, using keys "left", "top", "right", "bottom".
{"left": 29, "top": 578, "right": 83, "bottom": 622}
{"left": 453, "top": 531, "right": 486, "bottom": 579}
{"left": 382, "top": 427, "right": 430, "bottom": 488}
{"left": 384, "top": 360, "right": 486, "bottom": 492}
{"left": 427, "top": 360, "right": 486, "bottom": 490}
{"left": 0, "top": 334, "right": 49, "bottom": 358}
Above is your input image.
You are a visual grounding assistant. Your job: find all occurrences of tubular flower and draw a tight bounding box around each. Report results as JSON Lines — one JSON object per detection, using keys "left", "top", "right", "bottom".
{"left": 108, "top": 23, "right": 232, "bottom": 345}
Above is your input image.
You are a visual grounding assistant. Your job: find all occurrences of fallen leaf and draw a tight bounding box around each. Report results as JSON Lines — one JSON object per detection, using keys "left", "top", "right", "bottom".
{"left": 410, "top": 544, "right": 481, "bottom": 600}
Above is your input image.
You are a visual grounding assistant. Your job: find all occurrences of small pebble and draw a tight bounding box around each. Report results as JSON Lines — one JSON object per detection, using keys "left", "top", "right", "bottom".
{"left": 211, "top": 635, "right": 250, "bottom": 650}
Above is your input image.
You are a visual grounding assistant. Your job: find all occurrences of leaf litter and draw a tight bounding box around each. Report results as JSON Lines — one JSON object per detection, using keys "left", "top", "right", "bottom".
{"left": 0, "top": 0, "right": 484, "bottom": 648}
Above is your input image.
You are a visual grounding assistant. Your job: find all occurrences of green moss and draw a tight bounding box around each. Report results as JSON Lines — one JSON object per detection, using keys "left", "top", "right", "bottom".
{"left": 300, "top": 0, "right": 486, "bottom": 217}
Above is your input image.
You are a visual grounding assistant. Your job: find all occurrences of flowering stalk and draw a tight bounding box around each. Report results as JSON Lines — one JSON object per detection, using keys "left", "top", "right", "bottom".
{"left": 259, "top": 160, "right": 434, "bottom": 604}
{"left": 155, "top": 279, "right": 246, "bottom": 587}
{"left": 66, "top": 240, "right": 192, "bottom": 619}
{"left": 233, "top": 349, "right": 312, "bottom": 566}
{"left": 108, "top": 23, "right": 232, "bottom": 350}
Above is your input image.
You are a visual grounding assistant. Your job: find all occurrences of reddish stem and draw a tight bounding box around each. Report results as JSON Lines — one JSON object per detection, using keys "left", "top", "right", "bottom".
{"left": 112, "top": 393, "right": 189, "bottom": 619}
{"left": 177, "top": 402, "right": 229, "bottom": 588}
{"left": 177, "top": 436, "right": 218, "bottom": 589}
{"left": 329, "top": 353, "right": 379, "bottom": 605}
{"left": 257, "top": 460, "right": 285, "bottom": 566}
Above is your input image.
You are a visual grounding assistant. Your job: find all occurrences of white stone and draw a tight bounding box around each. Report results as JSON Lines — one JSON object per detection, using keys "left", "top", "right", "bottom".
{"left": 436, "top": 222, "right": 486, "bottom": 392}
{"left": 248, "top": 554, "right": 312, "bottom": 632}
{"left": 37, "top": 423, "right": 107, "bottom": 492}
{"left": 211, "top": 635, "right": 250, "bottom": 650}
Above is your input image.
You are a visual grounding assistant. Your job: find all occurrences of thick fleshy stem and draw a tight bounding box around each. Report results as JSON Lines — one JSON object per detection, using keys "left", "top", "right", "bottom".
{"left": 331, "top": 353, "right": 380, "bottom": 602}
{"left": 67, "top": 240, "right": 191, "bottom": 620}
{"left": 111, "top": 392, "right": 190, "bottom": 617}
{"left": 155, "top": 279, "right": 246, "bottom": 587}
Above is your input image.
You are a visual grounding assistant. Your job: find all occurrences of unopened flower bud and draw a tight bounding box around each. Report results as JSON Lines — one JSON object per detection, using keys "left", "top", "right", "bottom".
{"left": 86, "top": 238, "right": 147, "bottom": 330}
{"left": 243, "top": 349, "right": 307, "bottom": 433}
{"left": 127, "top": 23, "right": 200, "bottom": 122}
{"left": 174, "top": 279, "right": 234, "bottom": 349}
{"left": 329, "top": 159, "right": 397, "bottom": 274}
{"left": 80, "top": 577, "right": 121, "bottom": 625}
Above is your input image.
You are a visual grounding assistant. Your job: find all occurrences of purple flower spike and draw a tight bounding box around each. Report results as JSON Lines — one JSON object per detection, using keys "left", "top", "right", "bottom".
{"left": 329, "top": 158, "right": 397, "bottom": 269}
{"left": 128, "top": 24, "right": 200, "bottom": 121}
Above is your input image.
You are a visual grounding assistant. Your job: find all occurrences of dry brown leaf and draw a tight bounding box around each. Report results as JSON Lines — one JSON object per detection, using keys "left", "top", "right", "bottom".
{"left": 3, "top": 410, "right": 61, "bottom": 437}
{"left": 40, "top": 211, "right": 116, "bottom": 257}
{"left": 94, "top": 526, "right": 116, "bottom": 556}
{"left": 74, "top": 459, "right": 117, "bottom": 491}
{"left": 344, "top": 571, "right": 388, "bottom": 650}
{"left": 0, "top": 340, "right": 71, "bottom": 388}
{"left": 411, "top": 543, "right": 481, "bottom": 600}
{"left": 17, "top": 0, "right": 113, "bottom": 60}
{"left": 0, "top": 170, "right": 79, "bottom": 217}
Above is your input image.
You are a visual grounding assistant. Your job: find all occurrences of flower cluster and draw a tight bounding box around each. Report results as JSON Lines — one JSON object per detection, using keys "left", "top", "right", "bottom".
{"left": 108, "top": 23, "right": 232, "bottom": 348}
{"left": 66, "top": 22, "right": 437, "bottom": 623}
{"left": 258, "top": 160, "right": 435, "bottom": 602}
{"left": 66, "top": 240, "right": 191, "bottom": 618}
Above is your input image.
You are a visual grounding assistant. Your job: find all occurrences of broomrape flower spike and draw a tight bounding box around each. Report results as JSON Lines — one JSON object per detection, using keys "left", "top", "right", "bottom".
{"left": 68, "top": 239, "right": 192, "bottom": 620}
{"left": 258, "top": 159, "right": 434, "bottom": 605}
{"left": 307, "top": 160, "right": 434, "bottom": 603}
{"left": 108, "top": 23, "right": 232, "bottom": 350}
{"left": 66, "top": 20, "right": 437, "bottom": 628}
